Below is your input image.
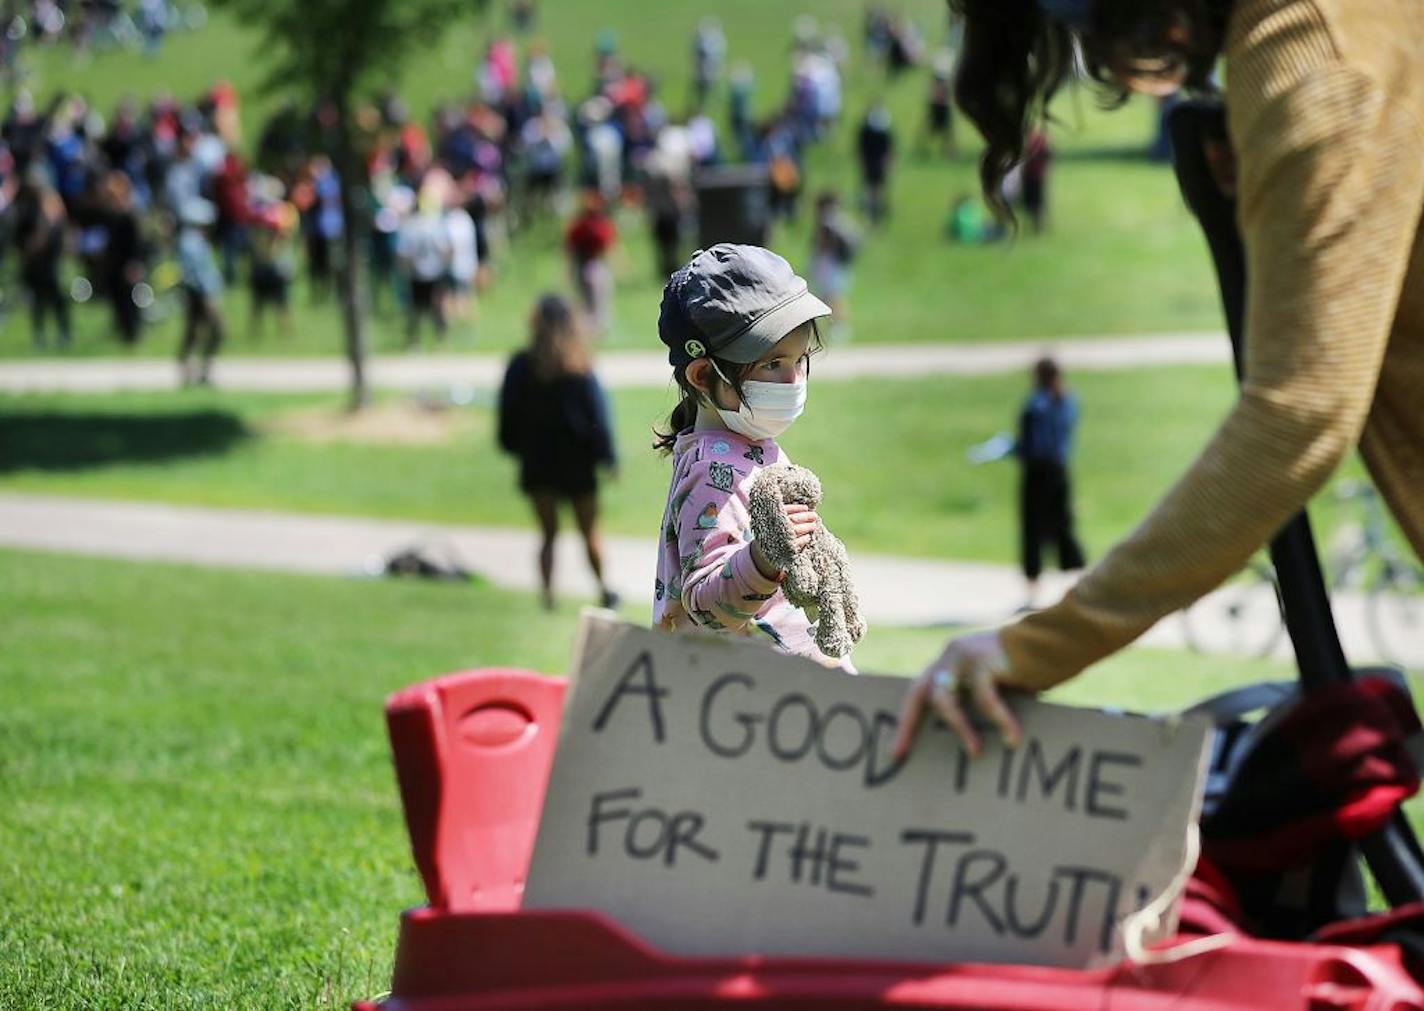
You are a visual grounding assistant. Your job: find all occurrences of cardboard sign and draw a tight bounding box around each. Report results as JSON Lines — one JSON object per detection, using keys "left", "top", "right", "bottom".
{"left": 525, "top": 615, "right": 1212, "bottom": 968}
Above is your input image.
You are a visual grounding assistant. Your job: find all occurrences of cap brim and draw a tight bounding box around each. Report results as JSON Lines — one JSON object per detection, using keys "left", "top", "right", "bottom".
{"left": 717, "top": 289, "right": 833, "bottom": 363}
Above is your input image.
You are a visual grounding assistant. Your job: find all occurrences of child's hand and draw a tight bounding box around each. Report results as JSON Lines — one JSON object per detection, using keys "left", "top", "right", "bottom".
{"left": 783, "top": 503, "right": 820, "bottom": 552}
{"left": 749, "top": 504, "right": 820, "bottom": 581}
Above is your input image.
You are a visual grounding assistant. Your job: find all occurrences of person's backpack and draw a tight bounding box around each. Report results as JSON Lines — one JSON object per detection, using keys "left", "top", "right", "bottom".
{"left": 382, "top": 541, "right": 475, "bottom": 583}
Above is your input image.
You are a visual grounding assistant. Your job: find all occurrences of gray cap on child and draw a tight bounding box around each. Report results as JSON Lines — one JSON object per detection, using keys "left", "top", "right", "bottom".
{"left": 658, "top": 243, "right": 832, "bottom": 369}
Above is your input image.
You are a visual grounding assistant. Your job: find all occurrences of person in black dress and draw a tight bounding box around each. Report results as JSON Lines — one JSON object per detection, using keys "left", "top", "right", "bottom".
{"left": 498, "top": 293, "right": 619, "bottom": 610}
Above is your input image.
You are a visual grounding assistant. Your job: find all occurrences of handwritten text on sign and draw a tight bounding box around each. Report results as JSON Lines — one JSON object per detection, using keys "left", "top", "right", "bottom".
{"left": 524, "top": 616, "right": 1211, "bottom": 967}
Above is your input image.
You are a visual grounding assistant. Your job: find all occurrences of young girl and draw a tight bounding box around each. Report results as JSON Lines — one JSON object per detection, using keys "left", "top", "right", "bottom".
{"left": 652, "top": 243, "right": 853, "bottom": 670}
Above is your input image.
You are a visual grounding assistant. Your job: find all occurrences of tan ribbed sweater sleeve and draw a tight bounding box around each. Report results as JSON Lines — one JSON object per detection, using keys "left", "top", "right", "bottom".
{"left": 999, "top": 35, "right": 1424, "bottom": 689}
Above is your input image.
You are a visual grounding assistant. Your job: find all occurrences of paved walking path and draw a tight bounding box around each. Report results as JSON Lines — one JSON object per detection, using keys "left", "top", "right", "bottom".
{"left": 0, "top": 333, "right": 1230, "bottom": 394}
{"left": 1, "top": 490, "right": 1403, "bottom": 666}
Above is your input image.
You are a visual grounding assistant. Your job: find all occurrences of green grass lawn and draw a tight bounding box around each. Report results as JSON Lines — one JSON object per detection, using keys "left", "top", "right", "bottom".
{"left": 0, "top": 1, "right": 1221, "bottom": 360}
{"left": 1, "top": 363, "right": 1388, "bottom": 567}
{"left": 0, "top": 365, "right": 1230, "bottom": 568}
{"left": 1, "top": 546, "right": 1310, "bottom": 1008}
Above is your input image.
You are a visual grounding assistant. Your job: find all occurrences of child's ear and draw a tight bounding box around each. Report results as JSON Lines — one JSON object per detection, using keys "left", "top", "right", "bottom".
{"left": 685, "top": 359, "right": 713, "bottom": 397}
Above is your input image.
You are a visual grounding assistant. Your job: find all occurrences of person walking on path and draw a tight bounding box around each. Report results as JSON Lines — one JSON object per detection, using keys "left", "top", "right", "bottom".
{"left": 175, "top": 198, "right": 226, "bottom": 386}
{"left": 497, "top": 293, "right": 619, "bottom": 611}
{"left": 895, "top": 0, "right": 1424, "bottom": 758}
{"left": 1016, "top": 357, "right": 1085, "bottom": 607}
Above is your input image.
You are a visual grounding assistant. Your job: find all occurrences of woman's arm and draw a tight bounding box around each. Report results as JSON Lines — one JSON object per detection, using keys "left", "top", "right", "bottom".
{"left": 495, "top": 355, "right": 526, "bottom": 456}
{"left": 999, "top": 63, "right": 1424, "bottom": 690}
{"left": 585, "top": 373, "right": 618, "bottom": 468}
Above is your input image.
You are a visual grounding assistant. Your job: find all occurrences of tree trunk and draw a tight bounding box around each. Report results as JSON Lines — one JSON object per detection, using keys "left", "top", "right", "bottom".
{"left": 332, "top": 92, "right": 369, "bottom": 410}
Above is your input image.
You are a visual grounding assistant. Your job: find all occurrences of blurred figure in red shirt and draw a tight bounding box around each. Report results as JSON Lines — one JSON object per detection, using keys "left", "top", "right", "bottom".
{"left": 212, "top": 151, "right": 249, "bottom": 284}
{"left": 564, "top": 189, "right": 617, "bottom": 335}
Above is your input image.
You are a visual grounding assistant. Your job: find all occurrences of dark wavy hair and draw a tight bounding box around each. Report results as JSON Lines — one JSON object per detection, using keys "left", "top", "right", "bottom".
{"left": 652, "top": 353, "right": 753, "bottom": 456}
{"left": 951, "top": 0, "right": 1230, "bottom": 219}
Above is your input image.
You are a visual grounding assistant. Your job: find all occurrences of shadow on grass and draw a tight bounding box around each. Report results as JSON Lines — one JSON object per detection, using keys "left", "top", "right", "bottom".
{"left": 0, "top": 409, "right": 251, "bottom": 472}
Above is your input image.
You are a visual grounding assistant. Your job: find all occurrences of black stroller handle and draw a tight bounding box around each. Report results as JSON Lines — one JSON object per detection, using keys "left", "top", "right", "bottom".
{"left": 1166, "top": 101, "right": 1424, "bottom": 905}
{"left": 1166, "top": 102, "right": 1347, "bottom": 688}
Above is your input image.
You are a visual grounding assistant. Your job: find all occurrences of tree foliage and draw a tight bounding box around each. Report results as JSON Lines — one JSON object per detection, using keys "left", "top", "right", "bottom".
{"left": 209, "top": 0, "right": 470, "bottom": 407}
{"left": 214, "top": 0, "right": 470, "bottom": 102}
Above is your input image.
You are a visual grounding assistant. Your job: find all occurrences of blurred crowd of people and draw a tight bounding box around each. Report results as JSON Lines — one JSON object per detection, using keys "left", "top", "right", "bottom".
{"left": 0, "top": 0, "right": 206, "bottom": 71}
{"left": 0, "top": 1, "right": 995, "bottom": 368}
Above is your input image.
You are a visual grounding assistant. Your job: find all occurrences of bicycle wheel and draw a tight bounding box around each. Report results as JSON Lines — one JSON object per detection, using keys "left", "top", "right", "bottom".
{"left": 1368, "top": 562, "right": 1424, "bottom": 670}
{"left": 1182, "top": 561, "right": 1286, "bottom": 659}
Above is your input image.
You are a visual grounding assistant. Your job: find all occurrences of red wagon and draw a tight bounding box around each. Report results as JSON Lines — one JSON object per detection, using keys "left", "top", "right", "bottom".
{"left": 353, "top": 666, "right": 1424, "bottom": 1010}
{"left": 355, "top": 102, "right": 1424, "bottom": 1009}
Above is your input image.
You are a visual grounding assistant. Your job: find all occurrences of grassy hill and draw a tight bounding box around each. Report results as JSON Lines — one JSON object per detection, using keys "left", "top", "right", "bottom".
{"left": 0, "top": 0, "right": 1222, "bottom": 358}
{"left": 0, "top": 546, "right": 1300, "bottom": 1008}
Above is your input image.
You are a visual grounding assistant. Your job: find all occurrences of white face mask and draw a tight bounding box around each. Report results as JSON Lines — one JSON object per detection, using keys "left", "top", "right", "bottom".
{"left": 715, "top": 377, "right": 807, "bottom": 441}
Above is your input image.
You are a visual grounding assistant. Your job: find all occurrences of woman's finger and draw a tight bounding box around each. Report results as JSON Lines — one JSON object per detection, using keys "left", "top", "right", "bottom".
{"left": 783, "top": 503, "right": 812, "bottom": 518}
{"left": 969, "top": 673, "right": 1022, "bottom": 749}
{"left": 929, "top": 675, "right": 982, "bottom": 758}
{"left": 891, "top": 672, "right": 932, "bottom": 760}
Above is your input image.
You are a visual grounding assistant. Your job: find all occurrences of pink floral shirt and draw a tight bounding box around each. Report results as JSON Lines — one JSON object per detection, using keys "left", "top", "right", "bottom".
{"left": 653, "top": 428, "right": 853, "bottom": 671}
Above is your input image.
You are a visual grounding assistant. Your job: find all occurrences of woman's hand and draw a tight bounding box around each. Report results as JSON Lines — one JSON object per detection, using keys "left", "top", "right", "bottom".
{"left": 750, "top": 504, "right": 819, "bottom": 580}
{"left": 892, "top": 630, "right": 1024, "bottom": 761}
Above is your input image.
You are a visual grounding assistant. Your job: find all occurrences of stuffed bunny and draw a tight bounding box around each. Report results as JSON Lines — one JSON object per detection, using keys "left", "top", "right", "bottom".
{"left": 748, "top": 464, "right": 867, "bottom": 659}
